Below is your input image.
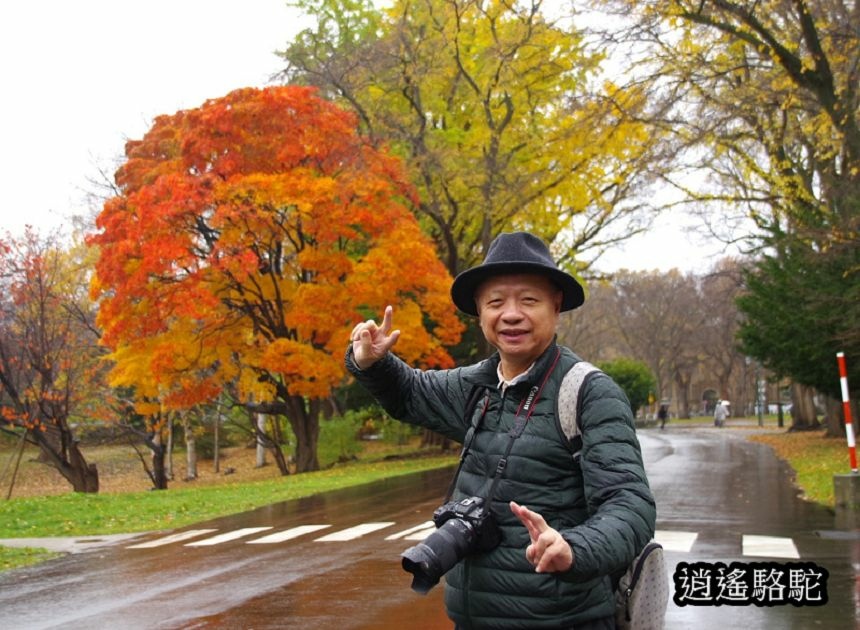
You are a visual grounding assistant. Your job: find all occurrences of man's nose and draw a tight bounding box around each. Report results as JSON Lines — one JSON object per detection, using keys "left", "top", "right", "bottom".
{"left": 500, "top": 300, "right": 524, "bottom": 320}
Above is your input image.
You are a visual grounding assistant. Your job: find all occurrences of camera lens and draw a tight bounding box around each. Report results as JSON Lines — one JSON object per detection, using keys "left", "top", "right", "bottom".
{"left": 401, "top": 518, "right": 477, "bottom": 594}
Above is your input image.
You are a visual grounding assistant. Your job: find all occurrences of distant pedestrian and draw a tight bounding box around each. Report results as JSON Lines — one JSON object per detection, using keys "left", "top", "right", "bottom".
{"left": 657, "top": 403, "right": 669, "bottom": 430}
{"left": 714, "top": 400, "right": 728, "bottom": 427}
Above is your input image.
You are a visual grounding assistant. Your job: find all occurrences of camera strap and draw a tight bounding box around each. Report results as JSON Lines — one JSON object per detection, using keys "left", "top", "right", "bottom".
{"left": 485, "top": 348, "right": 561, "bottom": 503}
{"left": 444, "top": 348, "right": 562, "bottom": 505}
{"left": 443, "top": 385, "right": 490, "bottom": 503}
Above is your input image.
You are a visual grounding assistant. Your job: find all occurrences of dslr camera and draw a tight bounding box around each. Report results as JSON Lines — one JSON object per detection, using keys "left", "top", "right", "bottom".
{"left": 400, "top": 496, "right": 502, "bottom": 594}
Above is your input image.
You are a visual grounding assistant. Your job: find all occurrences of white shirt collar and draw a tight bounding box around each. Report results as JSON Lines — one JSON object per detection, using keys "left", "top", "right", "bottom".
{"left": 497, "top": 362, "right": 535, "bottom": 392}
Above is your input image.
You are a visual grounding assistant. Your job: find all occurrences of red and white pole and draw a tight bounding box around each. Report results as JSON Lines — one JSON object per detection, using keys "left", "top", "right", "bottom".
{"left": 836, "top": 352, "right": 858, "bottom": 473}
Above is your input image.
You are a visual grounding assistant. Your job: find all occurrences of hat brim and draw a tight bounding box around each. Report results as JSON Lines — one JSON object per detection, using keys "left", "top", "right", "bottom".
{"left": 450, "top": 262, "right": 585, "bottom": 316}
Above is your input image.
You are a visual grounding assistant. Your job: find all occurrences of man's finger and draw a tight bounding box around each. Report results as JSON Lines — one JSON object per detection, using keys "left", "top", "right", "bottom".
{"left": 535, "top": 538, "right": 572, "bottom": 574}
{"left": 385, "top": 329, "right": 401, "bottom": 350}
{"left": 510, "top": 502, "right": 538, "bottom": 539}
{"left": 380, "top": 305, "right": 394, "bottom": 335}
{"left": 356, "top": 328, "right": 372, "bottom": 351}
{"left": 525, "top": 543, "right": 537, "bottom": 565}
{"left": 533, "top": 534, "right": 557, "bottom": 572}
{"left": 510, "top": 502, "right": 548, "bottom": 538}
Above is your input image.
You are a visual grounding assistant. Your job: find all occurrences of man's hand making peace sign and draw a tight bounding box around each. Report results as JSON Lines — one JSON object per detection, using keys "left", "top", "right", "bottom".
{"left": 510, "top": 501, "right": 574, "bottom": 573}
{"left": 351, "top": 305, "right": 400, "bottom": 370}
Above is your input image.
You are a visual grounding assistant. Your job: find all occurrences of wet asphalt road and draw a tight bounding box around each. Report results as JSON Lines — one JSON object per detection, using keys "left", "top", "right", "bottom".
{"left": 1, "top": 426, "right": 858, "bottom": 630}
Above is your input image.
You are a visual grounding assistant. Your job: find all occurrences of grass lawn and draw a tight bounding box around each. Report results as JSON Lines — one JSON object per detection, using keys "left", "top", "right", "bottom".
{"left": 0, "top": 435, "right": 457, "bottom": 572}
{"left": 746, "top": 429, "right": 849, "bottom": 507}
{"left": 0, "top": 546, "right": 63, "bottom": 572}
{"left": 0, "top": 454, "right": 456, "bottom": 539}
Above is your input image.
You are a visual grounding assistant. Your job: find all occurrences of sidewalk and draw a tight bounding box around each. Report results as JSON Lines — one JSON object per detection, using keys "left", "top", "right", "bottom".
{"left": 0, "top": 533, "right": 146, "bottom": 554}
{"left": 650, "top": 417, "right": 787, "bottom": 435}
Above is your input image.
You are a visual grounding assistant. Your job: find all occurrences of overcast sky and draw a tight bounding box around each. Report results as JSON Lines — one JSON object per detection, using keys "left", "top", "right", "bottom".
{"left": 0, "top": 0, "right": 731, "bottom": 274}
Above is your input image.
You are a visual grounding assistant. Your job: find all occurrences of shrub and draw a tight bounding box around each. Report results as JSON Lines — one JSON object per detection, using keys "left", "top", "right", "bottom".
{"left": 597, "top": 358, "right": 656, "bottom": 418}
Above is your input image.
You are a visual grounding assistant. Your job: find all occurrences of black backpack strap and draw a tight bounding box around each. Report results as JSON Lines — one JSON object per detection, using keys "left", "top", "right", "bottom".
{"left": 442, "top": 385, "right": 488, "bottom": 502}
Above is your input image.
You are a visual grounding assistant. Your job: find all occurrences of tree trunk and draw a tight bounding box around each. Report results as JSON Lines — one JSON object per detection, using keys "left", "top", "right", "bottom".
{"left": 789, "top": 383, "right": 821, "bottom": 430}
{"left": 4, "top": 430, "right": 28, "bottom": 500}
{"left": 166, "top": 414, "right": 175, "bottom": 480}
{"left": 324, "top": 396, "right": 340, "bottom": 419}
{"left": 673, "top": 370, "right": 693, "bottom": 419}
{"left": 184, "top": 413, "right": 197, "bottom": 480}
{"left": 287, "top": 396, "right": 320, "bottom": 473}
{"left": 150, "top": 429, "right": 169, "bottom": 490}
{"left": 34, "top": 422, "right": 63, "bottom": 465}
{"left": 823, "top": 395, "right": 856, "bottom": 439}
{"left": 248, "top": 409, "right": 290, "bottom": 474}
{"left": 67, "top": 443, "right": 100, "bottom": 493}
{"left": 213, "top": 409, "right": 221, "bottom": 474}
{"left": 30, "top": 422, "right": 99, "bottom": 493}
{"left": 268, "top": 425, "right": 291, "bottom": 475}
{"left": 270, "top": 415, "right": 284, "bottom": 445}
{"left": 255, "top": 413, "right": 268, "bottom": 468}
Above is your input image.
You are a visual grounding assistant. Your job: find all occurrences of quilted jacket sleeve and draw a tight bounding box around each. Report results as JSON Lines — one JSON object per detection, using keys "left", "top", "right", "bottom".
{"left": 345, "top": 346, "right": 472, "bottom": 443}
{"left": 560, "top": 373, "right": 657, "bottom": 581}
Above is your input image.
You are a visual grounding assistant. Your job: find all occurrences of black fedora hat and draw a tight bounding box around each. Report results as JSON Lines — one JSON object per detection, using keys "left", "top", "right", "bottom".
{"left": 450, "top": 232, "right": 585, "bottom": 316}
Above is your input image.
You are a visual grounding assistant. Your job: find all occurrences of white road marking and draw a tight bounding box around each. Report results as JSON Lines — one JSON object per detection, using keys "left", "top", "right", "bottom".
{"left": 314, "top": 522, "right": 395, "bottom": 542}
{"left": 655, "top": 530, "right": 699, "bottom": 553}
{"left": 127, "top": 529, "right": 218, "bottom": 549}
{"left": 742, "top": 535, "right": 800, "bottom": 559}
{"left": 125, "top": 523, "right": 804, "bottom": 562}
{"left": 185, "top": 527, "right": 273, "bottom": 547}
{"left": 247, "top": 525, "right": 331, "bottom": 544}
{"left": 385, "top": 521, "right": 435, "bottom": 541}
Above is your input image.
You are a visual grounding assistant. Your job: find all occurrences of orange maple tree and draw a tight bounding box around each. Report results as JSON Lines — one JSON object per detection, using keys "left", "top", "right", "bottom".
{"left": 90, "top": 86, "right": 463, "bottom": 472}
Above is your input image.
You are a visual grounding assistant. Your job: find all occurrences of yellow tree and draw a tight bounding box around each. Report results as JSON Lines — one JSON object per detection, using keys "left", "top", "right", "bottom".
{"left": 90, "top": 86, "right": 463, "bottom": 473}
{"left": 282, "top": 0, "right": 663, "bottom": 278}
{"left": 586, "top": 0, "right": 859, "bottom": 244}
{"left": 586, "top": 0, "right": 860, "bottom": 425}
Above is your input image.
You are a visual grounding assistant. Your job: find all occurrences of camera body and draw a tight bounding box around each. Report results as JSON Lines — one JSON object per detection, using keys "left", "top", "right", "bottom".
{"left": 401, "top": 496, "right": 502, "bottom": 594}
{"left": 432, "top": 496, "right": 501, "bottom": 552}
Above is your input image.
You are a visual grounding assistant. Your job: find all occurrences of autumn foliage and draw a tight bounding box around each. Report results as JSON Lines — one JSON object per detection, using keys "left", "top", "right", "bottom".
{"left": 0, "top": 230, "right": 105, "bottom": 492}
{"left": 90, "top": 86, "right": 463, "bottom": 471}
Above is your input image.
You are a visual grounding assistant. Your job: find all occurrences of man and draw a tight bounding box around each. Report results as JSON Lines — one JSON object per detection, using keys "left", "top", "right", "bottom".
{"left": 347, "top": 232, "right": 655, "bottom": 629}
{"left": 658, "top": 403, "right": 670, "bottom": 430}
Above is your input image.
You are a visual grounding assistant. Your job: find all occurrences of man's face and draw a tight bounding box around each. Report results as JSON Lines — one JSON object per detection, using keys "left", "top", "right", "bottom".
{"left": 475, "top": 273, "right": 562, "bottom": 369}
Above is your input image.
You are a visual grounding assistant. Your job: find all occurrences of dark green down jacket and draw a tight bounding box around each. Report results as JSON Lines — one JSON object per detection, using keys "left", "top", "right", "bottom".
{"left": 347, "top": 340, "right": 656, "bottom": 629}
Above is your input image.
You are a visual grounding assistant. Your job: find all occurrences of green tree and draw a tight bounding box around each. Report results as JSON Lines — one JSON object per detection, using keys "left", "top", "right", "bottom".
{"left": 737, "top": 240, "right": 858, "bottom": 435}
{"left": 588, "top": 0, "right": 859, "bottom": 246}
{"left": 587, "top": 0, "right": 860, "bottom": 425}
{"left": 598, "top": 357, "right": 656, "bottom": 418}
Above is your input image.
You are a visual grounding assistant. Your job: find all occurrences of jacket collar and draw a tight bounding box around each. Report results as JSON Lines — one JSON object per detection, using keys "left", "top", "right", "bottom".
{"left": 464, "top": 337, "right": 560, "bottom": 390}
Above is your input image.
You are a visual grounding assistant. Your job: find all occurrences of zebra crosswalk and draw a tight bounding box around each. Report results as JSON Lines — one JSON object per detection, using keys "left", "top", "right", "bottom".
{"left": 126, "top": 522, "right": 801, "bottom": 559}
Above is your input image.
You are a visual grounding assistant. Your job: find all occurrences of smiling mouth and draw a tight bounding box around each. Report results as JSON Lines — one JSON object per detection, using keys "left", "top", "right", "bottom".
{"left": 500, "top": 330, "right": 529, "bottom": 340}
